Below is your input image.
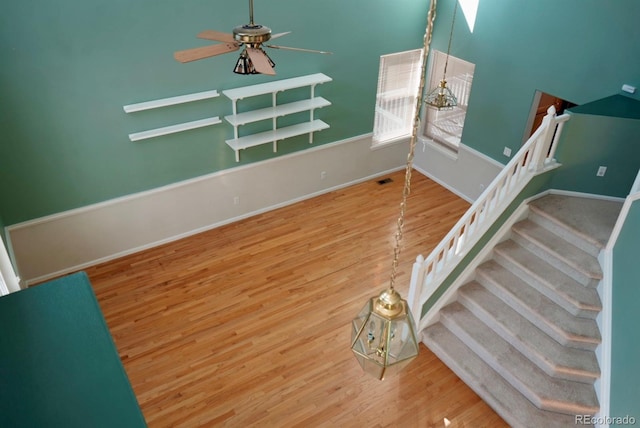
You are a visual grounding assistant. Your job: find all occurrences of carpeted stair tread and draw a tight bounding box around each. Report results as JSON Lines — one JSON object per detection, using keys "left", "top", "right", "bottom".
{"left": 476, "top": 262, "right": 601, "bottom": 349}
{"left": 458, "top": 282, "right": 600, "bottom": 383}
{"left": 529, "top": 194, "right": 622, "bottom": 253}
{"left": 439, "top": 302, "right": 599, "bottom": 415}
{"left": 424, "top": 323, "right": 591, "bottom": 427}
{"left": 493, "top": 240, "right": 601, "bottom": 318}
{"left": 512, "top": 219, "right": 602, "bottom": 286}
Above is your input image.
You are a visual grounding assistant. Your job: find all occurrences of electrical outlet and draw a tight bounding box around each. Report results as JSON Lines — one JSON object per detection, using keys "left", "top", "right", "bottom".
{"left": 320, "top": 171, "right": 327, "bottom": 180}
{"left": 503, "top": 147, "right": 512, "bottom": 157}
{"left": 234, "top": 196, "right": 240, "bottom": 205}
{"left": 597, "top": 166, "right": 607, "bottom": 177}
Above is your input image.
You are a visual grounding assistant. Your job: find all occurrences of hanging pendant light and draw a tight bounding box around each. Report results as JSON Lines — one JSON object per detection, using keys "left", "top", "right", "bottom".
{"left": 425, "top": 0, "right": 459, "bottom": 110}
{"left": 350, "top": 0, "right": 438, "bottom": 381}
{"left": 351, "top": 288, "right": 419, "bottom": 380}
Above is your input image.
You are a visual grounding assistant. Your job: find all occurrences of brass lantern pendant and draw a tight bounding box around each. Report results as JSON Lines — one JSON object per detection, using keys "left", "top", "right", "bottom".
{"left": 351, "top": 288, "right": 419, "bottom": 380}
{"left": 350, "top": 0, "right": 437, "bottom": 380}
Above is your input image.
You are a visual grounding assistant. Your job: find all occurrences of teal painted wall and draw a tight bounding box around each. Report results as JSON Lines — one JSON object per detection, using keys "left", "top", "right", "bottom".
{"left": 3, "top": 0, "right": 640, "bottom": 226}
{"left": 0, "top": 0, "right": 427, "bottom": 225}
{"left": 611, "top": 198, "right": 640, "bottom": 422}
{"left": 550, "top": 110, "right": 640, "bottom": 198}
{"left": 432, "top": 0, "right": 640, "bottom": 163}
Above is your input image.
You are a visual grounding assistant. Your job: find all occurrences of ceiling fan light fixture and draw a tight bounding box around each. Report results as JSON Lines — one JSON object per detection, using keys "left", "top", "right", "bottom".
{"left": 233, "top": 50, "right": 255, "bottom": 74}
{"left": 233, "top": 47, "right": 275, "bottom": 75}
{"left": 174, "top": 0, "right": 329, "bottom": 74}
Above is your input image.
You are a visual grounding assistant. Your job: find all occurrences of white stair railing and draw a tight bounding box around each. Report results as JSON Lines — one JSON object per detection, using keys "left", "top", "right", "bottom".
{"left": 599, "top": 167, "right": 640, "bottom": 425}
{"left": 408, "top": 106, "right": 570, "bottom": 325}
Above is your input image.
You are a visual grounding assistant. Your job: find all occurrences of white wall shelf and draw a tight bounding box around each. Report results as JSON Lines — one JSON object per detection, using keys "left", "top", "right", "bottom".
{"left": 123, "top": 90, "right": 219, "bottom": 113}
{"left": 223, "top": 73, "right": 331, "bottom": 161}
{"left": 226, "top": 120, "right": 329, "bottom": 151}
{"left": 224, "top": 97, "right": 330, "bottom": 127}
{"left": 129, "top": 117, "right": 221, "bottom": 142}
{"left": 124, "top": 89, "right": 221, "bottom": 142}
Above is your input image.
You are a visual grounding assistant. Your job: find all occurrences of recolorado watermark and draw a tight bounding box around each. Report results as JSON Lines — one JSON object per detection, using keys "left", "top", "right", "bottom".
{"left": 576, "top": 415, "right": 636, "bottom": 425}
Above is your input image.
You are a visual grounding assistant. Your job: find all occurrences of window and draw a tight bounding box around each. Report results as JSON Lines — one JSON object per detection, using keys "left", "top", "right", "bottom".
{"left": 372, "top": 49, "right": 424, "bottom": 147}
{"left": 422, "top": 50, "right": 475, "bottom": 153}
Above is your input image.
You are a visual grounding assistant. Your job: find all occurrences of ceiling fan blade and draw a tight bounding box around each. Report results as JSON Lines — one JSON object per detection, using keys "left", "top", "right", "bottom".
{"left": 265, "top": 44, "right": 332, "bottom": 55}
{"left": 246, "top": 47, "right": 276, "bottom": 75}
{"left": 197, "top": 30, "right": 236, "bottom": 43}
{"left": 174, "top": 43, "right": 239, "bottom": 63}
{"left": 270, "top": 31, "right": 291, "bottom": 40}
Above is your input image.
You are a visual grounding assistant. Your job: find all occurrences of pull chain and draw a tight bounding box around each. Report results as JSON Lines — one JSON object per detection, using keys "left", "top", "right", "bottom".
{"left": 388, "top": 0, "right": 438, "bottom": 290}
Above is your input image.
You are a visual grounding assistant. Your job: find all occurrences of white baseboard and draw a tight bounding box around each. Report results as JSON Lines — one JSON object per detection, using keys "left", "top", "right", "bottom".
{"left": 8, "top": 134, "right": 409, "bottom": 285}
{"left": 413, "top": 139, "right": 504, "bottom": 202}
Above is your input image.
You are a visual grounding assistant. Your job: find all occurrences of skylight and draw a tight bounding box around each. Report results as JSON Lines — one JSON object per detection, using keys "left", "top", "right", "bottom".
{"left": 458, "top": 0, "right": 479, "bottom": 33}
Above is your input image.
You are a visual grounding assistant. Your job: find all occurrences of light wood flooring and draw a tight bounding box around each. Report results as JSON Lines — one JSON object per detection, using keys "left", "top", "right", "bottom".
{"left": 85, "top": 169, "right": 507, "bottom": 427}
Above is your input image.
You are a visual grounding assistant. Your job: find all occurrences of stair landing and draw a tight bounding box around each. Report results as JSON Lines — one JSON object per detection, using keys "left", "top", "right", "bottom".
{"left": 529, "top": 194, "right": 622, "bottom": 250}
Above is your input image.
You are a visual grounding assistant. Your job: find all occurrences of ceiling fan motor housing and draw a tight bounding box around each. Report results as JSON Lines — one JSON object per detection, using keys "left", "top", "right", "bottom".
{"left": 233, "top": 24, "right": 272, "bottom": 44}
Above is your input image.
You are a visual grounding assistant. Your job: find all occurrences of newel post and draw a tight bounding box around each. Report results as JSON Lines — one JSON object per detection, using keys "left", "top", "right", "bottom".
{"left": 531, "top": 105, "right": 557, "bottom": 172}
{"left": 408, "top": 254, "right": 425, "bottom": 323}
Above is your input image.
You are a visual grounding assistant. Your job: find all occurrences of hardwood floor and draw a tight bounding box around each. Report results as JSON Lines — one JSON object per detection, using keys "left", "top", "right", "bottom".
{"left": 85, "top": 170, "right": 507, "bottom": 427}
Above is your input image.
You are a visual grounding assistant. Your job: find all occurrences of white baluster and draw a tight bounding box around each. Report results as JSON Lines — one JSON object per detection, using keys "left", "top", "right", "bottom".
{"left": 548, "top": 117, "right": 567, "bottom": 162}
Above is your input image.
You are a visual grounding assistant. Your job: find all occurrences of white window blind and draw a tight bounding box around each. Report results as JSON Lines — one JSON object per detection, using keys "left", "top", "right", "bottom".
{"left": 0, "top": 235, "right": 20, "bottom": 295}
{"left": 423, "top": 50, "right": 475, "bottom": 152}
{"left": 372, "top": 49, "right": 424, "bottom": 146}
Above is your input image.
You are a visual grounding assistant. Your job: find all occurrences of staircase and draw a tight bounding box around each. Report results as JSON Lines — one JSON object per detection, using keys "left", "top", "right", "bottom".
{"left": 423, "top": 194, "right": 623, "bottom": 427}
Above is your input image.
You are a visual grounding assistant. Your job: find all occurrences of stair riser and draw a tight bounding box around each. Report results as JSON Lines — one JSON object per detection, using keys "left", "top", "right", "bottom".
{"left": 424, "top": 325, "right": 586, "bottom": 427}
{"left": 440, "top": 312, "right": 598, "bottom": 416}
{"left": 457, "top": 291, "right": 599, "bottom": 384}
{"left": 511, "top": 232, "right": 600, "bottom": 288}
{"left": 492, "top": 250, "right": 599, "bottom": 319}
{"left": 424, "top": 332, "right": 533, "bottom": 428}
{"left": 440, "top": 311, "right": 544, "bottom": 410}
{"left": 475, "top": 272, "right": 599, "bottom": 351}
{"left": 528, "top": 210, "right": 601, "bottom": 257}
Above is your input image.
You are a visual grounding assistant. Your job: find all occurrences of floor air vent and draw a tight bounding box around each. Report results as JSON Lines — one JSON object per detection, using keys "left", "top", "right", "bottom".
{"left": 377, "top": 178, "right": 393, "bottom": 185}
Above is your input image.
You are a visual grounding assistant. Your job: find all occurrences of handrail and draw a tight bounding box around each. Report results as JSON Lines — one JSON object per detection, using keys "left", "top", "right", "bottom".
{"left": 598, "top": 167, "right": 640, "bottom": 425}
{"left": 408, "top": 105, "right": 570, "bottom": 323}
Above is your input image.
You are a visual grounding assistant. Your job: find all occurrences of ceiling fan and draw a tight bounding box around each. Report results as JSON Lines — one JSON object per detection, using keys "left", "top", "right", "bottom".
{"left": 174, "top": 0, "right": 331, "bottom": 75}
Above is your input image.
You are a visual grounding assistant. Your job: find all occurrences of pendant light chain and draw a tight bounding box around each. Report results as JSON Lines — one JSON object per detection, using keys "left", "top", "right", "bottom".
{"left": 388, "top": 0, "right": 438, "bottom": 291}
{"left": 442, "top": 0, "right": 458, "bottom": 80}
